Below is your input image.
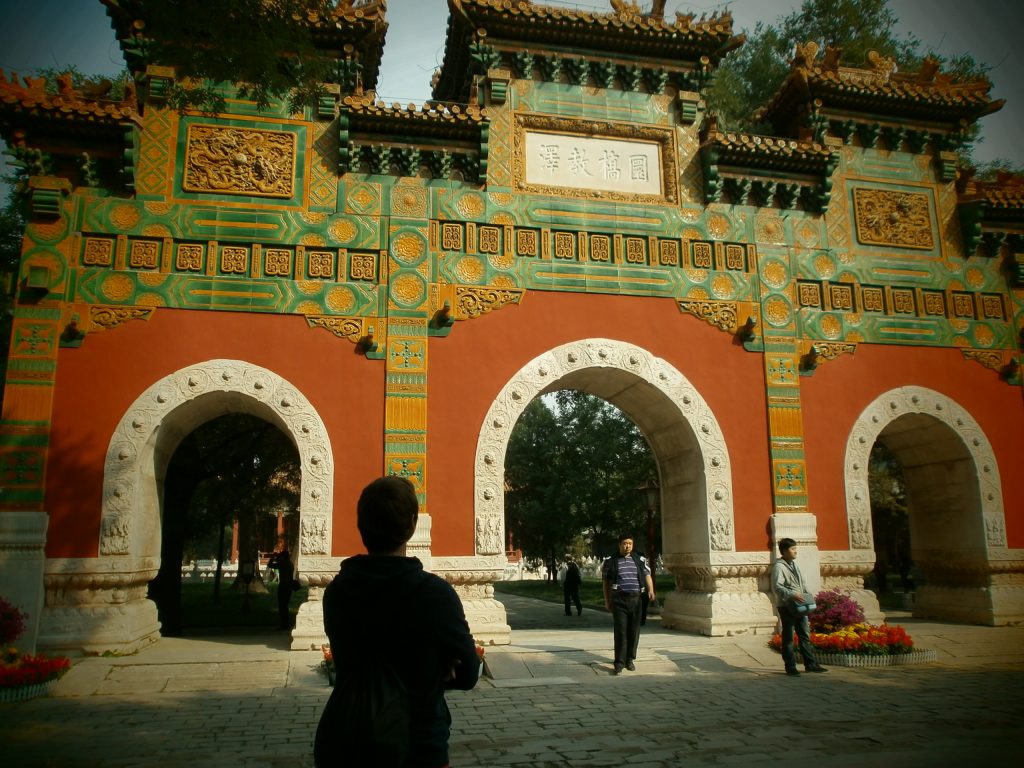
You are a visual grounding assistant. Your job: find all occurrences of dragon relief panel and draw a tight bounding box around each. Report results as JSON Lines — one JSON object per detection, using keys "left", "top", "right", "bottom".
{"left": 853, "top": 188, "right": 934, "bottom": 250}
{"left": 183, "top": 124, "right": 296, "bottom": 198}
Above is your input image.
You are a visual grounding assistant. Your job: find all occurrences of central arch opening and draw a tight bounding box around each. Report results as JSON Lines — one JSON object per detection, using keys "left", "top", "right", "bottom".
{"left": 869, "top": 412, "right": 985, "bottom": 619}
{"left": 476, "top": 339, "right": 759, "bottom": 637}
{"left": 503, "top": 389, "right": 658, "bottom": 595}
{"left": 149, "top": 411, "right": 301, "bottom": 636}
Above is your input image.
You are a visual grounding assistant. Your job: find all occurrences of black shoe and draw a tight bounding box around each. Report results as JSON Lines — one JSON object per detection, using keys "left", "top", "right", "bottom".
{"left": 786, "top": 668, "right": 800, "bottom": 676}
{"left": 625, "top": 661, "right": 636, "bottom": 671}
{"left": 613, "top": 664, "right": 623, "bottom": 675}
{"left": 806, "top": 665, "right": 828, "bottom": 673}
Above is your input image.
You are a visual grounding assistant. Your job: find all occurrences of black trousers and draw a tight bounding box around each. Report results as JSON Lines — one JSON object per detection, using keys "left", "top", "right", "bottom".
{"left": 564, "top": 584, "right": 581, "bottom": 615}
{"left": 611, "top": 592, "right": 642, "bottom": 666}
{"left": 779, "top": 605, "right": 819, "bottom": 671}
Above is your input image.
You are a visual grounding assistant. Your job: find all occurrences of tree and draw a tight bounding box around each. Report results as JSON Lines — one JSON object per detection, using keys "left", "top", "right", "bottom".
{"left": 707, "top": 0, "right": 991, "bottom": 160}
{"left": 868, "top": 441, "right": 909, "bottom": 593}
{"left": 504, "top": 391, "right": 657, "bottom": 578}
{"left": 149, "top": 412, "right": 300, "bottom": 632}
{"left": 105, "top": 0, "right": 345, "bottom": 112}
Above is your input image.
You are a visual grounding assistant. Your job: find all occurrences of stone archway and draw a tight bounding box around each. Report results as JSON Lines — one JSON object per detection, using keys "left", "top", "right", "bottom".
{"left": 844, "top": 386, "right": 1021, "bottom": 625}
{"left": 454, "top": 338, "right": 777, "bottom": 638}
{"left": 40, "top": 360, "right": 335, "bottom": 653}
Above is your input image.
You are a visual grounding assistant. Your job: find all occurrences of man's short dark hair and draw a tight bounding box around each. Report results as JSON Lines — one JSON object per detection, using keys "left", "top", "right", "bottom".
{"left": 618, "top": 533, "right": 634, "bottom": 543}
{"left": 778, "top": 537, "right": 797, "bottom": 555}
{"left": 357, "top": 475, "right": 419, "bottom": 554}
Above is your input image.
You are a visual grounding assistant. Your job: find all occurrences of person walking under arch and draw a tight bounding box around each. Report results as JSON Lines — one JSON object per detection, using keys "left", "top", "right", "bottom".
{"left": 562, "top": 555, "right": 582, "bottom": 616}
{"left": 772, "top": 537, "right": 827, "bottom": 676}
{"left": 267, "top": 549, "right": 298, "bottom": 630}
{"left": 602, "top": 534, "right": 655, "bottom": 674}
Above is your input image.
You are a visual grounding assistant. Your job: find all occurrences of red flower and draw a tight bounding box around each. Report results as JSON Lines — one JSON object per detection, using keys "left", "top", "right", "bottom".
{"left": 0, "top": 653, "right": 70, "bottom": 688}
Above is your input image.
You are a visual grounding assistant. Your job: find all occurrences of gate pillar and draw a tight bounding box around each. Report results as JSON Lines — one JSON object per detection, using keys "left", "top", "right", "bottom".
{"left": 0, "top": 512, "right": 48, "bottom": 653}
{"left": 660, "top": 552, "right": 778, "bottom": 636}
{"left": 434, "top": 556, "right": 511, "bottom": 645}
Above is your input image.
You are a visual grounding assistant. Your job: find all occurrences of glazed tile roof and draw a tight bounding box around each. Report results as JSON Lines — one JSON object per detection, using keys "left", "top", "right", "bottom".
{"left": 100, "top": 0, "right": 389, "bottom": 91}
{"left": 0, "top": 70, "right": 138, "bottom": 136}
{"left": 702, "top": 128, "right": 836, "bottom": 173}
{"left": 434, "top": 0, "right": 742, "bottom": 102}
{"left": 759, "top": 42, "right": 1003, "bottom": 135}
{"left": 961, "top": 172, "right": 1024, "bottom": 213}
{"left": 341, "top": 92, "right": 486, "bottom": 142}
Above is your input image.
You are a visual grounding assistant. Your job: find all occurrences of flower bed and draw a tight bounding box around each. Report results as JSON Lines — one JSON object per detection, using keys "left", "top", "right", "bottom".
{"left": 0, "top": 596, "right": 71, "bottom": 702}
{"left": 814, "top": 649, "right": 938, "bottom": 667}
{"left": 769, "top": 591, "right": 935, "bottom": 667}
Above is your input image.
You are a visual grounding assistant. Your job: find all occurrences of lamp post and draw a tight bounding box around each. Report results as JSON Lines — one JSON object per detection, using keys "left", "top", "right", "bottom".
{"left": 637, "top": 477, "right": 660, "bottom": 614}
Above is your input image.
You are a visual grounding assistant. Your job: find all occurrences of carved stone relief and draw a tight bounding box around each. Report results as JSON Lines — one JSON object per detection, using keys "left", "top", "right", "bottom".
{"left": 853, "top": 188, "right": 934, "bottom": 250}
{"left": 99, "top": 360, "right": 335, "bottom": 581}
{"left": 183, "top": 124, "right": 296, "bottom": 198}
{"left": 475, "top": 339, "right": 736, "bottom": 559}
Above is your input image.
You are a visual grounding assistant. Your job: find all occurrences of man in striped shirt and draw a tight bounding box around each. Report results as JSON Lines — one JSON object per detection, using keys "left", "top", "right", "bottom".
{"left": 602, "top": 534, "right": 655, "bottom": 675}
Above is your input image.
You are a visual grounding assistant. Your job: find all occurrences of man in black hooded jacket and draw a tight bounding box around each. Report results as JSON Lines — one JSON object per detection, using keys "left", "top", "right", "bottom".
{"left": 314, "top": 475, "right": 480, "bottom": 768}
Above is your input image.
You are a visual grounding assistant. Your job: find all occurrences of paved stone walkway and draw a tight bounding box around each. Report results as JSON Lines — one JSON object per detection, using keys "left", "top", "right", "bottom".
{"left": 3, "top": 594, "right": 1023, "bottom": 767}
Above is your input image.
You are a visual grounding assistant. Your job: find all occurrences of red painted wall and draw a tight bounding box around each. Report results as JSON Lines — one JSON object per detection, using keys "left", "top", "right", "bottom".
{"left": 427, "top": 291, "right": 774, "bottom": 555}
{"left": 45, "top": 309, "right": 384, "bottom": 558}
{"left": 802, "top": 344, "right": 1024, "bottom": 549}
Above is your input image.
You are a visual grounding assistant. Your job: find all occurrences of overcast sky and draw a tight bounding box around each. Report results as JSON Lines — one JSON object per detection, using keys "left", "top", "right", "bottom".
{"left": 1, "top": 0, "right": 1021, "bottom": 186}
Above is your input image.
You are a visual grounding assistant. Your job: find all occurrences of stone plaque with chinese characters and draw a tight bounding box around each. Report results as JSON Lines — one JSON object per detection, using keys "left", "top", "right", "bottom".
{"left": 524, "top": 131, "right": 662, "bottom": 196}
{"left": 853, "top": 188, "right": 934, "bottom": 250}
{"left": 183, "top": 124, "right": 296, "bottom": 199}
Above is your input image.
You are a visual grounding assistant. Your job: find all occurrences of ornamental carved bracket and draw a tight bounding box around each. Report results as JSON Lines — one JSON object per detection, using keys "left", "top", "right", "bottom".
{"left": 429, "top": 283, "right": 525, "bottom": 328}
{"left": 60, "top": 304, "right": 154, "bottom": 347}
{"left": 678, "top": 299, "right": 738, "bottom": 334}
{"left": 962, "top": 349, "right": 1021, "bottom": 385}
{"left": 800, "top": 341, "right": 856, "bottom": 376}
{"left": 89, "top": 305, "right": 154, "bottom": 332}
{"left": 306, "top": 315, "right": 383, "bottom": 357}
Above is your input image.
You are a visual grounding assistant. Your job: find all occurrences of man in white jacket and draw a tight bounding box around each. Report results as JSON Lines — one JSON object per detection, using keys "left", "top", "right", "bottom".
{"left": 771, "top": 538, "right": 828, "bottom": 677}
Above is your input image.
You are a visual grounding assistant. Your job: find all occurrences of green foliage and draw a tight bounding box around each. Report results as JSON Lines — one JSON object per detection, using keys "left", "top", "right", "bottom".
{"left": 122, "top": 0, "right": 341, "bottom": 112}
{"left": 179, "top": 580, "right": 308, "bottom": 629}
{"left": 868, "top": 441, "right": 911, "bottom": 592}
{"left": 493, "top": 577, "right": 608, "bottom": 612}
{"left": 708, "top": 0, "right": 990, "bottom": 163}
{"left": 173, "top": 413, "right": 301, "bottom": 560}
{"left": 973, "top": 158, "right": 1024, "bottom": 181}
{"left": 504, "top": 391, "right": 657, "bottom": 576}
{"left": 30, "top": 65, "right": 131, "bottom": 101}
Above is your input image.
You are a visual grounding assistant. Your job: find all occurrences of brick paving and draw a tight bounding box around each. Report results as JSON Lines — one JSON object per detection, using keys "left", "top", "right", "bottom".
{"left": 2, "top": 594, "right": 1022, "bottom": 767}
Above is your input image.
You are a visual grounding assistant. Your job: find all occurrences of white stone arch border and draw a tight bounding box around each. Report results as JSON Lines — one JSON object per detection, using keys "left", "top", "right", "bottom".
{"left": 473, "top": 338, "right": 737, "bottom": 558}
{"left": 844, "top": 385, "right": 1007, "bottom": 552}
{"left": 98, "top": 359, "right": 336, "bottom": 577}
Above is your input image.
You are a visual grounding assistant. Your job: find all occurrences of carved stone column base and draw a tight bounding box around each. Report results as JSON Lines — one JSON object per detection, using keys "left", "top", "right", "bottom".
{"left": 660, "top": 553, "right": 778, "bottom": 636}
{"left": 39, "top": 601, "right": 161, "bottom": 655}
{"left": 433, "top": 556, "right": 511, "bottom": 646}
{"left": 463, "top": 597, "right": 512, "bottom": 646}
{"left": 914, "top": 552, "right": 1024, "bottom": 625}
{"left": 40, "top": 558, "right": 160, "bottom": 655}
{"left": 914, "top": 584, "right": 1024, "bottom": 625}
{"left": 0, "top": 512, "right": 48, "bottom": 653}
{"left": 660, "top": 589, "right": 778, "bottom": 636}
{"left": 291, "top": 585, "right": 325, "bottom": 650}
